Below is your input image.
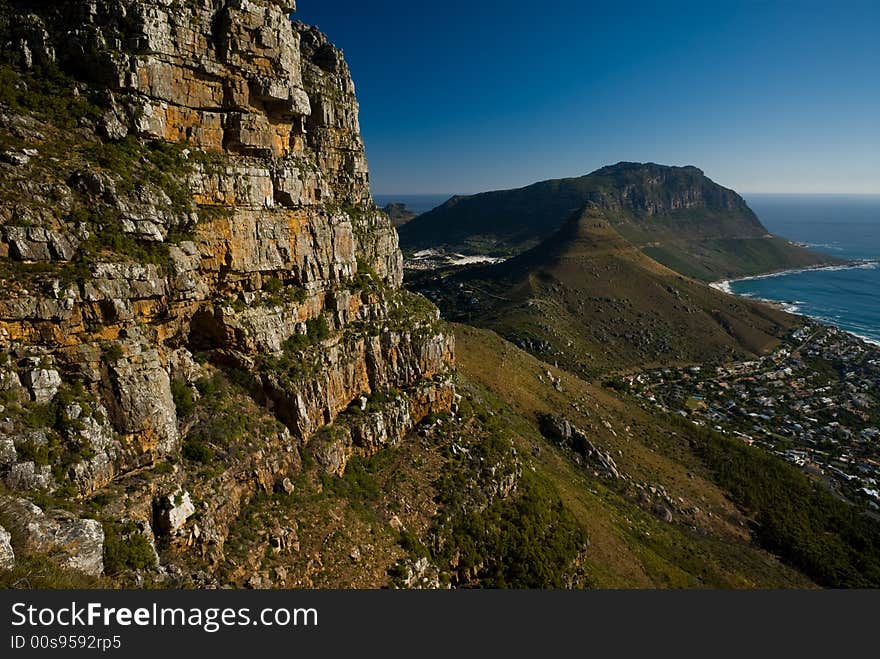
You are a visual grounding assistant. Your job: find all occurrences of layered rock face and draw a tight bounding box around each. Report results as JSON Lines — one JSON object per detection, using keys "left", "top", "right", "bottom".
{"left": 0, "top": 0, "right": 453, "bottom": 578}
{"left": 586, "top": 162, "right": 761, "bottom": 224}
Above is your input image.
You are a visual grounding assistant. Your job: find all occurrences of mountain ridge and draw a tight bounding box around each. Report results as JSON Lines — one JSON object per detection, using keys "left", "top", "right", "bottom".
{"left": 411, "top": 203, "right": 798, "bottom": 378}
{"left": 400, "top": 162, "right": 838, "bottom": 281}
{"left": 1, "top": 1, "right": 876, "bottom": 592}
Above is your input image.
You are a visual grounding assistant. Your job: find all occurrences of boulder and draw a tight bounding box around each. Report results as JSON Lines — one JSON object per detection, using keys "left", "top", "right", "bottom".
{"left": 104, "top": 347, "right": 179, "bottom": 456}
{"left": 654, "top": 505, "right": 674, "bottom": 524}
{"left": 0, "top": 525, "right": 13, "bottom": 570}
{"left": 0, "top": 496, "right": 104, "bottom": 576}
{"left": 538, "top": 413, "right": 572, "bottom": 443}
{"left": 1, "top": 151, "right": 30, "bottom": 166}
{"left": 52, "top": 518, "right": 105, "bottom": 576}
{"left": 21, "top": 368, "right": 62, "bottom": 403}
{"left": 0, "top": 438, "right": 16, "bottom": 466}
{"left": 155, "top": 490, "right": 195, "bottom": 535}
{"left": 5, "top": 462, "right": 54, "bottom": 491}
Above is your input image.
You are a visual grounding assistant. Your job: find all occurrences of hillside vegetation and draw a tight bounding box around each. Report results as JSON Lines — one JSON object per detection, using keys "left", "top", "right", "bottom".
{"left": 412, "top": 206, "right": 798, "bottom": 379}
{"left": 400, "top": 162, "right": 836, "bottom": 281}
{"left": 454, "top": 325, "right": 880, "bottom": 588}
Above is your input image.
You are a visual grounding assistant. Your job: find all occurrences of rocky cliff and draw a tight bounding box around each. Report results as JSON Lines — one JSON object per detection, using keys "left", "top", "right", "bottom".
{"left": 583, "top": 162, "right": 760, "bottom": 224}
{"left": 0, "top": 0, "right": 453, "bottom": 582}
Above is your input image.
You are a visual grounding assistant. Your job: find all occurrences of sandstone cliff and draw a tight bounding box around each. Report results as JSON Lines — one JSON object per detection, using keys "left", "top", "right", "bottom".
{"left": 0, "top": 0, "right": 453, "bottom": 581}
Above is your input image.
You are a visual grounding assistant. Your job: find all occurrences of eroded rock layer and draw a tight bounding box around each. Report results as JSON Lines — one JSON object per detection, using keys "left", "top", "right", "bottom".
{"left": 0, "top": 0, "right": 453, "bottom": 578}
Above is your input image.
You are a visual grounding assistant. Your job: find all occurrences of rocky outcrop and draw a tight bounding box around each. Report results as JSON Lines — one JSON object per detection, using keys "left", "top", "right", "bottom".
{"left": 0, "top": 524, "right": 13, "bottom": 570}
{"left": 586, "top": 162, "right": 758, "bottom": 220}
{"left": 382, "top": 203, "right": 418, "bottom": 227}
{"left": 539, "top": 413, "right": 621, "bottom": 479}
{"left": 155, "top": 490, "right": 195, "bottom": 536}
{"left": 0, "top": 496, "right": 104, "bottom": 576}
{"left": 21, "top": 366, "right": 62, "bottom": 403}
{"left": 0, "top": 0, "right": 454, "bottom": 580}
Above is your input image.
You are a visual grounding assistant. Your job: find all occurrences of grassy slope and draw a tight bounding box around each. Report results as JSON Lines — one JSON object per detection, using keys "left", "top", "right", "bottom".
{"left": 449, "top": 209, "right": 798, "bottom": 379}
{"left": 4, "top": 322, "right": 864, "bottom": 589}
{"left": 634, "top": 234, "right": 834, "bottom": 282}
{"left": 0, "top": 319, "right": 838, "bottom": 590}
{"left": 453, "top": 324, "right": 815, "bottom": 588}
{"left": 209, "top": 321, "right": 813, "bottom": 589}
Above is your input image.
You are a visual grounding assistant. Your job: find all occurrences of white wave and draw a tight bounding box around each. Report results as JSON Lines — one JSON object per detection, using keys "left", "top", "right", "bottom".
{"left": 847, "top": 331, "right": 880, "bottom": 347}
{"left": 708, "top": 280, "right": 733, "bottom": 294}
{"left": 713, "top": 259, "right": 880, "bottom": 290}
{"left": 739, "top": 294, "right": 800, "bottom": 314}
{"left": 710, "top": 262, "right": 880, "bottom": 347}
{"left": 796, "top": 242, "right": 845, "bottom": 251}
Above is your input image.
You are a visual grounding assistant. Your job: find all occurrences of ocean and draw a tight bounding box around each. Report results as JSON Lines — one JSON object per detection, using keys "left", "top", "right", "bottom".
{"left": 377, "top": 191, "right": 880, "bottom": 345}
{"left": 373, "top": 194, "right": 452, "bottom": 216}
{"left": 732, "top": 194, "right": 880, "bottom": 345}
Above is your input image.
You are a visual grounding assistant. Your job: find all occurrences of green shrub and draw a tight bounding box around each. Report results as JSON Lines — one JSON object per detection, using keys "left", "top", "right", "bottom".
{"left": 84, "top": 137, "right": 194, "bottom": 216}
{"left": 436, "top": 471, "right": 586, "bottom": 588}
{"left": 282, "top": 333, "right": 310, "bottom": 352}
{"left": 102, "top": 344, "right": 124, "bottom": 364}
{"left": 181, "top": 439, "right": 213, "bottom": 464}
{"left": 194, "top": 376, "right": 221, "bottom": 397}
{"left": 323, "top": 455, "right": 381, "bottom": 502}
{"left": 279, "top": 315, "right": 331, "bottom": 355}
{"left": 87, "top": 492, "right": 116, "bottom": 509}
{"left": 306, "top": 315, "right": 330, "bottom": 342}
{"left": 398, "top": 530, "right": 430, "bottom": 559}
{"left": 0, "top": 64, "right": 101, "bottom": 129}
{"left": 264, "top": 276, "right": 283, "bottom": 294}
{"left": 170, "top": 378, "right": 195, "bottom": 418}
{"left": 14, "top": 437, "right": 50, "bottom": 465}
{"left": 679, "top": 416, "right": 880, "bottom": 588}
{"left": 24, "top": 403, "right": 59, "bottom": 431}
{"left": 290, "top": 286, "right": 308, "bottom": 304}
{"left": 81, "top": 208, "right": 172, "bottom": 266}
{"left": 185, "top": 375, "right": 272, "bottom": 452}
{"left": 102, "top": 521, "right": 157, "bottom": 576}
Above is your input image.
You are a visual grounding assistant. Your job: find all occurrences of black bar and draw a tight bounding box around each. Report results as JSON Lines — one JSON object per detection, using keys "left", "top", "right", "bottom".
{"left": 1, "top": 589, "right": 878, "bottom": 656}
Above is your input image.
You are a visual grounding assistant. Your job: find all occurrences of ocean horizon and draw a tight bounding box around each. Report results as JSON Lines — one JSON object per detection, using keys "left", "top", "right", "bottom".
{"left": 378, "top": 191, "right": 880, "bottom": 345}
{"left": 726, "top": 194, "right": 880, "bottom": 345}
{"left": 373, "top": 193, "right": 453, "bottom": 216}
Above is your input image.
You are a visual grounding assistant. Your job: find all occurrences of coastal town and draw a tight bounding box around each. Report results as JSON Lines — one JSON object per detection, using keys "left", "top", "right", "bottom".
{"left": 623, "top": 325, "right": 880, "bottom": 511}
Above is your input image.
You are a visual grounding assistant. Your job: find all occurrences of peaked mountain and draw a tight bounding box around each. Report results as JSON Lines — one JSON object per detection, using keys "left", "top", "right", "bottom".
{"left": 399, "top": 162, "right": 837, "bottom": 281}
{"left": 415, "top": 204, "right": 798, "bottom": 377}
{"left": 382, "top": 202, "right": 418, "bottom": 226}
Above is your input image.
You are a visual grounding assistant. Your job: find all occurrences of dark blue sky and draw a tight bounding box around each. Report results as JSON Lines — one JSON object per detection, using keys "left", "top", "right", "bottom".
{"left": 294, "top": 1, "right": 879, "bottom": 196}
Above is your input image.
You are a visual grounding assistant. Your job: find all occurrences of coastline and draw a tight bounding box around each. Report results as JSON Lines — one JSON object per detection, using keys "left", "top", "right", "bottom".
{"left": 708, "top": 258, "right": 879, "bottom": 294}
{"left": 709, "top": 259, "right": 880, "bottom": 347}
